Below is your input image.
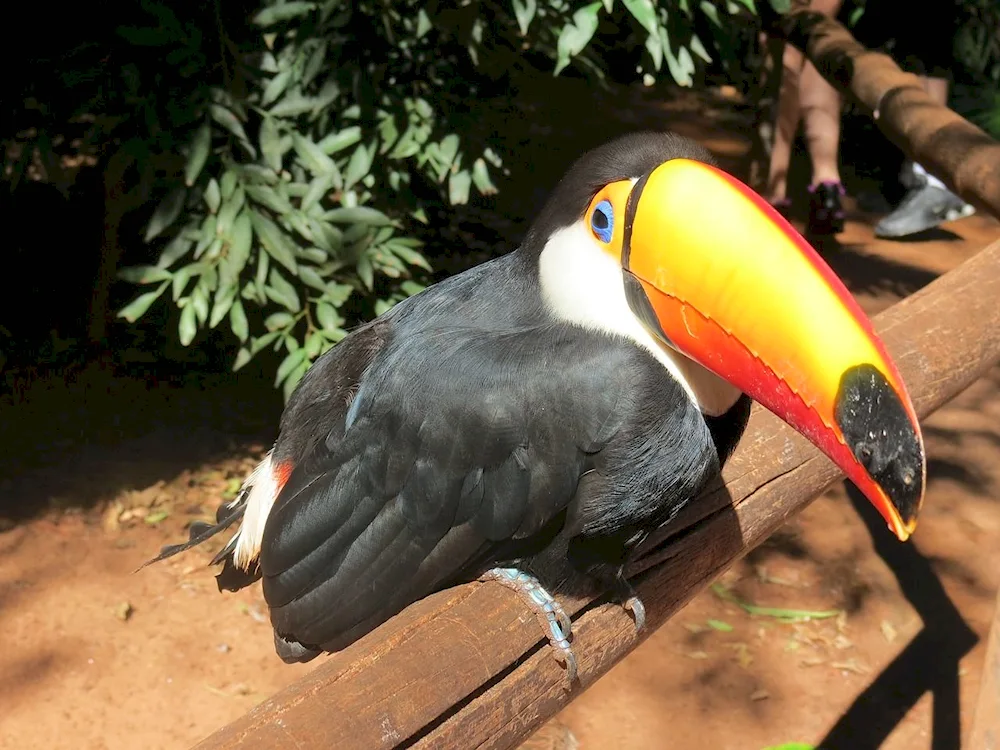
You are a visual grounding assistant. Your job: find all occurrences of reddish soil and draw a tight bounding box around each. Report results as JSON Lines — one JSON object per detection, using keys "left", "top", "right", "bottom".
{"left": 2, "top": 85, "right": 999, "bottom": 750}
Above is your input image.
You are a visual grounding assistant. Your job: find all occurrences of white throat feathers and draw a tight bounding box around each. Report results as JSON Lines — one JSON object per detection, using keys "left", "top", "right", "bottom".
{"left": 537, "top": 222, "right": 742, "bottom": 417}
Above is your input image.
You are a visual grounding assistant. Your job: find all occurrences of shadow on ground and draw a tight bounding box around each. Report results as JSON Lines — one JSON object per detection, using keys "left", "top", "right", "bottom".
{"left": 819, "top": 486, "right": 979, "bottom": 750}
{"left": 0, "top": 361, "right": 282, "bottom": 524}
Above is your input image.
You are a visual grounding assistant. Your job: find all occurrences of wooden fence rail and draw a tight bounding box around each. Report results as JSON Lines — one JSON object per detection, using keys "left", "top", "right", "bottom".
{"left": 193, "top": 11, "right": 1000, "bottom": 750}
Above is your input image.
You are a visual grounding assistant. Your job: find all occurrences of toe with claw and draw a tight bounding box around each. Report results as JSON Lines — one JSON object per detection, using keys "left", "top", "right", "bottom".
{"left": 480, "top": 567, "right": 578, "bottom": 684}
{"left": 615, "top": 576, "right": 646, "bottom": 634}
{"left": 624, "top": 595, "right": 646, "bottom": 632}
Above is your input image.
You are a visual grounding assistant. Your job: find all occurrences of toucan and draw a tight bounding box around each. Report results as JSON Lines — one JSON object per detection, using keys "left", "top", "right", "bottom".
{"left": 147, "top": 132, "right": 925, "bottom": 681}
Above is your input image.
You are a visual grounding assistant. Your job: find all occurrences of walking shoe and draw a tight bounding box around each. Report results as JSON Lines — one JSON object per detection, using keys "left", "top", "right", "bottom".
{"left": 874, "top": 183, "right": 976, "bottom": 239}
{"left": 807, "top": 181, "right": 846, "bottom": 235}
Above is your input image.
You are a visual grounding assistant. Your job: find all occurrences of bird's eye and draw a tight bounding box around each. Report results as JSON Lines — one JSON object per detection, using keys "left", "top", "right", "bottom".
{"left": 590, "top": 200, "right": 614, "bottom": 243}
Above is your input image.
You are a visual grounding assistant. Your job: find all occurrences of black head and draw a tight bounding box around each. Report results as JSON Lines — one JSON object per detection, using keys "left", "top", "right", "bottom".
{"left": 521, "top": 131, "right": 718, "bottom": 255}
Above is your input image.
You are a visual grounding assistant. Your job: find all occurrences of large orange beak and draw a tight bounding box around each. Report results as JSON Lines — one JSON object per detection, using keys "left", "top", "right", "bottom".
{"left": 610, "top": 159, "right": 925, "bottom": 540}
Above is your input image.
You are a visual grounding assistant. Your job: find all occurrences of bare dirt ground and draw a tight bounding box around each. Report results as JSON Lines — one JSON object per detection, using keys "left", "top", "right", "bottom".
{"left": 2, "top": 83, "right": 999, "bottom": 749}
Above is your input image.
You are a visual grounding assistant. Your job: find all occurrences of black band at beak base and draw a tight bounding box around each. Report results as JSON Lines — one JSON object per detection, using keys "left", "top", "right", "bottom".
{"left": 621, "top": 169, "right": 652, "bottom": 271}
{"left": 622, "top": 270, "right": 675, "bottom": 349}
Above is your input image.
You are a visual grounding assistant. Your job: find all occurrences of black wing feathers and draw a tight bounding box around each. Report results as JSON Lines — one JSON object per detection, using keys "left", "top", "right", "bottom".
{"left": 259, "top": 311, "right": 721, "bottom": 654}
{"left": 260, "top": 327, "right": 630, "bottom": 652}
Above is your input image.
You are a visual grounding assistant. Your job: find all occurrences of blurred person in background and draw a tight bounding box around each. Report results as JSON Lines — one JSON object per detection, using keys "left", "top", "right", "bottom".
{"left": 765, "top": 0, "right": 978, "bottom": 239}
{"left": 764, "top": 0, "right": 847, "bottom": 236}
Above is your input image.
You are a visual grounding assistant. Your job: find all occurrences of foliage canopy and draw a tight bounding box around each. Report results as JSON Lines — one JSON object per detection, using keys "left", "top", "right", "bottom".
{"left": 112, "top": 0, "right": 760, "bottom": 399}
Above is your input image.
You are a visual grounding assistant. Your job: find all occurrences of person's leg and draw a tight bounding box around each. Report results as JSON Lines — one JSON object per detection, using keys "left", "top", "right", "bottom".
{"left": 768, "top": 0, "right": 845, "bottom": 234}
{"left": 800, "top": 0, "right": 844, "bottom": 188}
{"left": 800, "top": 59, "right": 842, "bottom": 186}
{"left": 801, "top": 56, "right": 847, "bottom": 234}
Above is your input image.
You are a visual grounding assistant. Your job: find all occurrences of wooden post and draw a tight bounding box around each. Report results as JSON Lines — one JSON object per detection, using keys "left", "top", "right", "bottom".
{"left": 970, "top": 590, "right": 1000, "bottom": 750}
{"left": 190, "top": 236, "right": 1000, "bottom": 750}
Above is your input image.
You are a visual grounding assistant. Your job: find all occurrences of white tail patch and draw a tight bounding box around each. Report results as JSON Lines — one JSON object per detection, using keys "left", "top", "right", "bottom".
{"left": 232, "top": 452, "right": 281, "bottom": 571}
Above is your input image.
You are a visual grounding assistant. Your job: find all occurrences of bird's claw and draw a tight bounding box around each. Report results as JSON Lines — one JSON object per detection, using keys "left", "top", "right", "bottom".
{"left": 624, "top": 595, "right": 646, "bottom": 632}
{"left": 481, "top": 567, "right": 577, "bottom": 685}
{"left": 615, "top": 574, "right": 646, "bottom": 634}
{"left": 554, "top": 639, "right": 578, "bottom": 683}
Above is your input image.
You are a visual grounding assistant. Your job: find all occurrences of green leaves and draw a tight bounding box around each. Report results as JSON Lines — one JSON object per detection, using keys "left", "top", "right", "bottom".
{"left": 710, "top": 584, "right": 842, "bottom": 622}
{"left": 472, "top": 158, "right": 498, "bottom": 195}
{"left": 253, "top": 2, "right": 317, "bottom": 27}
{"left": 226, "top": 213, "right": 253, "bottom": 275}
{"left": 292, "top": 133, "right": 338, "bottom": 176}
{"left": 265, "top": 311, "right": 294, "bottom": 331}
{"left": 209, "top": 104, "right": 255, "bottom": 158}
{"left": 204, "top": 181, "right": 222, "bottom": 217}
{"left": 121, "top": 0, "right": 736, "bottom": 403}
{"left": 118, "top": 282, "right": 169, "bottom": 322}
{"left": 448, "top": 169, "right": 472, "bottom": 205}
{"left": 266, "top": 268, "right": 301, "bottom": 312}
{"left": 555, "top": 3, "right": 603, "bottom": 75}
{"left": 622, "top": 0, "right": 658, "bottom": 34}
{"left": 245, "top": 184, "right": 293, "bottom": 214}
{"left": 260, "top": 116, "right": 285, "bottom": 171}
{"left": 301, "top": 174, "right": 336, "bottom": 211}
{"left": 706, "top": 619, "right": 733, "bottom": 632}
{"left": 318, "top": 127, "right": 362, "bottom": 155}
{"left": 250, "top": 210, "right": 298, "bottom": 273}
{"left": 343, "top": 143, "right": 374, "bottom": 190}
{"left": 118, "top": 266, "right": 172, "bottom": 285}
{"left": 315, "top": 301, "right": 342, "bottom": 331}
{"left": 209, "top": 285, "right": 237, "bottom": 328}
{"left": 324, "top": 206, "right": 393, "bottom": 226}
{"left": 230, "top": 300, "right": 249, "bottom": 342}
{"left": 185, "top": 122, "right": 212, "bottom": 186}
{"left": 512, "top": 0, "right": 537, "bottom": 35}
{"left": 178, "top": 302, "right": 197, "bottom": 346}
{"left": 145, "top": 188, "right": 186, "bottom": 242}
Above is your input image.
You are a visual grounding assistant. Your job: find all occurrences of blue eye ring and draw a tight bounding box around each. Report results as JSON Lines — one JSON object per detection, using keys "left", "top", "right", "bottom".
{"left": 590, "top": 199, "right": 614, "bottom": 244}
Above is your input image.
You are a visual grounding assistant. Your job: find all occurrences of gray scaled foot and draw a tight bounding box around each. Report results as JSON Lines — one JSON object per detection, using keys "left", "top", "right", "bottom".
{"left": 480, "top": 567, "right": 577, "bottom": 682}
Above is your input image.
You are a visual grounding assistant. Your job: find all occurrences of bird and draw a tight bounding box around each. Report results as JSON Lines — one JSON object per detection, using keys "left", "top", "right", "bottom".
{"left": 145, "top": 131, "right": 925, "bottom": 682}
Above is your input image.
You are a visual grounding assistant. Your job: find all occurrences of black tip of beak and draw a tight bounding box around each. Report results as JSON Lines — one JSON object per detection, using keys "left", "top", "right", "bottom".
{"left": 835, "top": 364, "right": 924, "bottom": 526}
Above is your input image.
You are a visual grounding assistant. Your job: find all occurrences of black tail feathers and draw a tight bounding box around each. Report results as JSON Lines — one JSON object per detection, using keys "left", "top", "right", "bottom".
{"left": 134, "top": 489, "right": 248, "bottom": 573}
